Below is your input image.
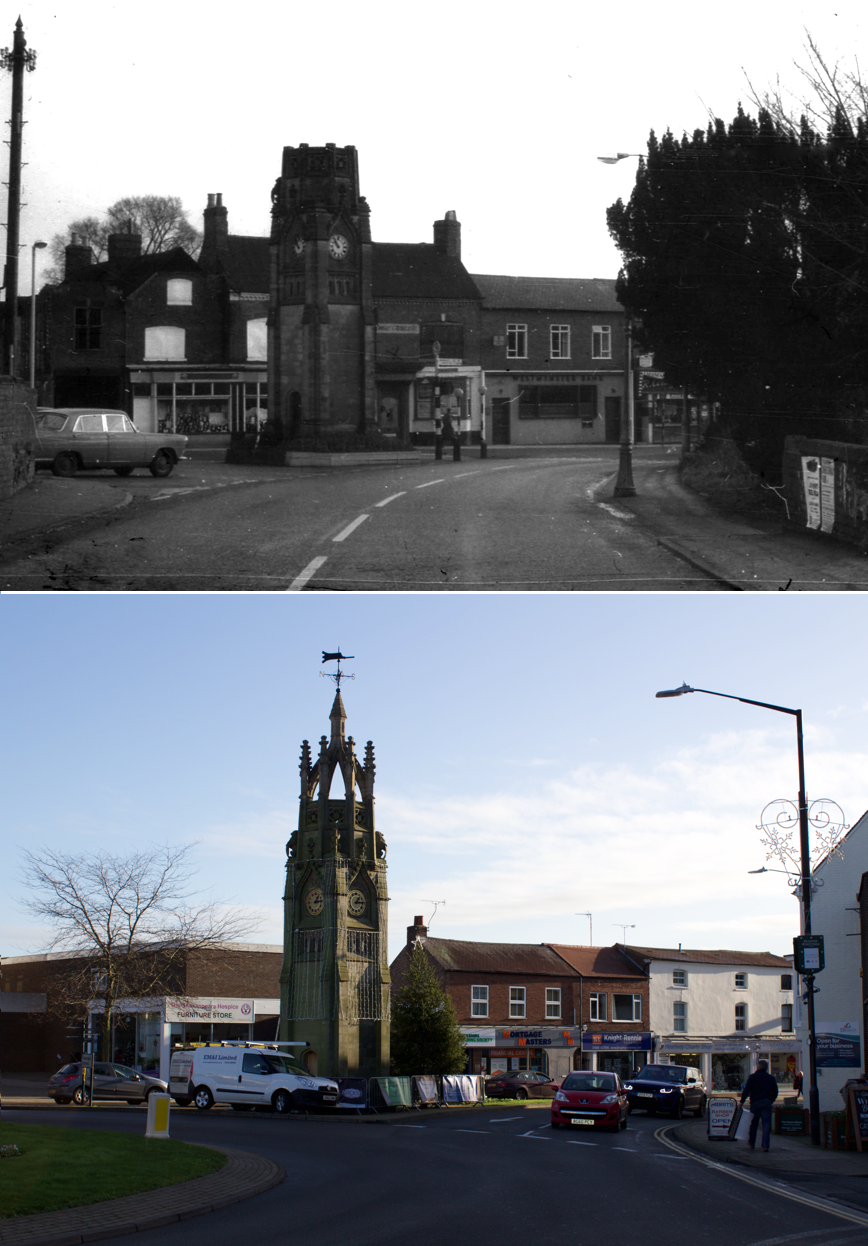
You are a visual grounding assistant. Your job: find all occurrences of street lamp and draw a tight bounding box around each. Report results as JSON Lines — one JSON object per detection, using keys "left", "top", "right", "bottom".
{"left": 29, "top": 239, "right": 46, "bottom": 390}
{"left": 655, "top": 681, "right": 822, "bottom": 1146}
{"left": 597, "top": 153, "right": 644, "bottom": 165}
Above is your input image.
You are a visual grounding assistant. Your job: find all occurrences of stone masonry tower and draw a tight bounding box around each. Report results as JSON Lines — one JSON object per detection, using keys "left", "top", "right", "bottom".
{"left": 269, "top": 143, "right": 376, "bottom": 438}
{"left": 279, "top": 689, "right": 389, "bottom": 1077}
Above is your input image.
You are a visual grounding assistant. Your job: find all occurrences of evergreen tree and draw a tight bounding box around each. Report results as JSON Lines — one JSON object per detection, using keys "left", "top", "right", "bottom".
{"left": 390, "top": 941, "right": 467, "bottom": 1076}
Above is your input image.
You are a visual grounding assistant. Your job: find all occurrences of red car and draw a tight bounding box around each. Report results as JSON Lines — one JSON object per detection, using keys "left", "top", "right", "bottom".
{"left": 551, "top": 1071, "right": 628, "bottom": 1131}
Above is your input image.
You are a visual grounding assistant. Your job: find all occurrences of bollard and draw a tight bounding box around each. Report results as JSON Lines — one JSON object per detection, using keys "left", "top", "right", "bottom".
{"left": 435, "top": 437, "right": 443, "bottom": 461}
{"left": 145, "top": 1092, "right": 171, "bottom": 1139}
{"left": 452, "top": 438, "right": 461, "bottom": 462}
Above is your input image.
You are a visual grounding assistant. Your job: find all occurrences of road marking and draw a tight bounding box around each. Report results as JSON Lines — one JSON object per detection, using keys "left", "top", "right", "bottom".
{"left": 374, "top": 492, "right": 407, "bottom": 507}
{"left": 519, "top": 1132, "right": 550, "bottom": 1139}
{"left": 586, "top": 474, "right": 615, "bottom": 500}
{"left": 416, "top": 479, "right": 446, "bottom": 489}
{"left": 333, "top": 514, "right": 369, "bottom": 542}
{"left": 456, "top": 1129, "right": 490, "bottom": 1134}
{"left": 567, "top": 1140, "right": 597, "bottom": 1146}
{"left": 748, "top": 1232, "right": 865, "bottom": 1246}
{"left": 454, "top": 471, "right": 483, "bottom": 479}
{"left": 612, "top": 1146, "right": 637, "bottom": 1152}
{"left": 597, "top": 502, "right": 635, "bottom": 520}
{"left": 490, "top": 465, "right": 517, "bottom": 472}
{"left": 393, "top": 1124, "right": 426, "bottom": 1129}
{"left": 489, "top": 1117, "right": 524, "bottom": 1123}
{"left": 285, "top": 556, "right": 327, "bottom": 591}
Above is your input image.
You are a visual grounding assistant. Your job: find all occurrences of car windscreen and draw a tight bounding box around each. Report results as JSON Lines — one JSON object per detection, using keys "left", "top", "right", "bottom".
{"left": 561, "top": 1074, "right": 615, "bottom": 1091}
{"left": 263, "top": 1054, "right": 307, "bottom": 1075}
{"left": 634, "top": 1066, "right": 684, "bottom": 1083}
{"left": 36, "top": 412, "right": 67, "bottom": 431}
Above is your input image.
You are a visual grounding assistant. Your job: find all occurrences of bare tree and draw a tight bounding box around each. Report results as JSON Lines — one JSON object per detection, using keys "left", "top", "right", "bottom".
{"left": 19, "top": 844, "right": 260, "bottom": 1062}
{"left": 745, "top": 31, "right": 868, "bottom": 135}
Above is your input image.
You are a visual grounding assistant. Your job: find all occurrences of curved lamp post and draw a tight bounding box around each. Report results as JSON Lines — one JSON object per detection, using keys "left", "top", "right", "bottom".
{"left": 655, "top": 681, "right": 821, "bottom": 1146}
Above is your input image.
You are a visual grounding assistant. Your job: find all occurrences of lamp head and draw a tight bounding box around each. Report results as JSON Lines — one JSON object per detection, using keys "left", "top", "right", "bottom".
{"left": 655, "top": 683, "right": 694, "bottom": 698}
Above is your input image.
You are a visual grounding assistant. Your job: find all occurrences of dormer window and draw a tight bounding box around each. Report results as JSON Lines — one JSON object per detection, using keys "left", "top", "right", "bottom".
{"left": 167, "top": 279, "right": 193, "bottom": 306}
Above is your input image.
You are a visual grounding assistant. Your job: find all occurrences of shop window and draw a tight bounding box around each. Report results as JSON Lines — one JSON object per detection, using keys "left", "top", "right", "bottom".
{"left": 780, "top": 973, "right": 792, "bottom": 990}
{"left": 247, "top": 317, "right": 267, "bottom": 361}
{"left": 673, "top": 1001, "right": 686, "bottom": 1033}
{"left": 545, "top": 988, "right": 561, "bottom": 1019}
{"left": 735, "top": 972, "right": 747, "bottom": 989}
{"left": 673, "top": 969, "right": 687, "bottom": 986}
{"left": 613, "top": 994, "right": 641, "bottom": 1022}
{"left": 509, "top": 987, "right": 526, "bottom": 1018}
{"left": 781, "top": 1004, "right": 793, "bottom": 1033}
{"left": 519, "top": 384, "right": 596, "bottom": 420}
{"left": 74, "top": 305, "right": 102, "bottom": 350}
{"left": 145, "top": 326, "right": 185, "bottom": 361}
{"left": 592, "top": 325, "right": 611, "bottom": 359}
{"left": 735, "top": 1003, "right": 747, "bottom": 1031}
{"left": 471, "top": 985, "right": 489, "bottom": 1017}
{"left": 506, "top": 324, "right": 527, "bottom": 358}
{"left": 550, "top": 324, "right": 570, "bottom": 359}
{"left": 589, "top": 992, "right": 607, "bottom": 1021}
{"left": 167, "top": 278, "right": 193, "bottom": 306}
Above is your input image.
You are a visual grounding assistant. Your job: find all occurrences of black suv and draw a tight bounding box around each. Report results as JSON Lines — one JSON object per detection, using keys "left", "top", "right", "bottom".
{"left": 623, "top": 1064, "right": 706, "bottom": 1118}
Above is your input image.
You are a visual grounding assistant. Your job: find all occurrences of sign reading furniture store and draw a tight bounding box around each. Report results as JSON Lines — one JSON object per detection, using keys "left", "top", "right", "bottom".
{"left": 165, "top": 998, "right": 255, "bottom": 1023}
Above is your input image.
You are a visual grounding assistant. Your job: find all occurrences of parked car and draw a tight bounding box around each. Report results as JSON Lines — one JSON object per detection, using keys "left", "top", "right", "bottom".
{"left": 47, "top": 1061, "right": 168, "bottom": 1105}
{"left": 483, "top": 1071, "right": 559, "bottom": 1100}
{"left": 623, "top": 1064, "right": 707, "bottom": 1118}
{"left": 32, "top": 408, "right": 187, "bottom": 478}
{"left": 551, "top": 1070, "right": 628, "bottom": 1131}
{"left": 186, "top": 1042, "right": 340, "bottom": 1113}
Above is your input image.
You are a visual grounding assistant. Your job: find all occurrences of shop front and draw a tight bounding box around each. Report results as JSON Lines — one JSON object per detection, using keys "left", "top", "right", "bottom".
{"left": 582, "top": 1031, "right": 653, "bottom": 1080}
{"left": 411, "top": 365, "right": 484, "bottom": 446}
{"left": 656, "top": 1037, "right": 802, "bottom": 1092}
{"left": 129, "top": 368, "right": 268, "bottom": 437}
{"left": 483, "top": 372, "right": 617, "bottom": 447}
{"left": 461, "top": 1026, "right": 583, "bottom": 1081}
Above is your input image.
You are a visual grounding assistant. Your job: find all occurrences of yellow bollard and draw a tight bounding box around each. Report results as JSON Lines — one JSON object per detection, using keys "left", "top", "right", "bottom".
{"left": 145, "top": 1093, "right": 171, "bottom": 1139}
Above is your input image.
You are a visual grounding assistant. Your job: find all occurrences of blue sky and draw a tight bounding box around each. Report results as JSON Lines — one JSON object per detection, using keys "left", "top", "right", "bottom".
{"left": 3, "top": 594, "right": 866, "bottom": 966}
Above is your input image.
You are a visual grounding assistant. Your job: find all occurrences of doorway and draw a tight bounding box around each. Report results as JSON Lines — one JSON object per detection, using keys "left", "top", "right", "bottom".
{"left": 492, "top": 398, "right": 511, "bottom": 445}
{"left": 604, "top": 396, "right": 621, "bottom": 442}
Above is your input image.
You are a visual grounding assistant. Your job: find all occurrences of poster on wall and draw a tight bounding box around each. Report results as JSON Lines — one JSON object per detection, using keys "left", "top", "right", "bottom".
{"left": 820, "top": 457, "right": 836, "bottom": 533}
{"left": 801, "top": 457, "right": 821, "bottom": 529}
{"left": 816, "top": 1021, "right": 861, "bottom": 1067}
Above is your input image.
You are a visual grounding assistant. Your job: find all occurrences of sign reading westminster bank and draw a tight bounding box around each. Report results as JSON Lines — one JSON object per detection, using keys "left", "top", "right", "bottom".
{"left": 165, "top": 998, "right": 255, "bottom": 1024}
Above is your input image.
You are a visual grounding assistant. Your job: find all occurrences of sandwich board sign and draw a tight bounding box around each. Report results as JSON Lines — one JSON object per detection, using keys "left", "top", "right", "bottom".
{"left": 707, "top": 1097, "right": 738, "bottom": 1140}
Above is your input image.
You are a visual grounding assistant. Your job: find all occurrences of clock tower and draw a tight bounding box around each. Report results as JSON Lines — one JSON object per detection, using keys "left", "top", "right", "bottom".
{"left": 269, "top": 143, "right": 376, "bottom": 438}
{"left": 279, "top": 687, "right": 390, "bottom": 1078}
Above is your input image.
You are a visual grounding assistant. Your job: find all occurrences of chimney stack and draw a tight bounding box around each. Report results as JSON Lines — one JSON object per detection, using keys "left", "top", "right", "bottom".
{"left": 64, "top": 234, "right": 93, "bottom": 279}
{"left": 433, "top": 210, "right": 461, "bottom": 259}
{"left": 107, "top": 220, "right": 142, "bottom": 264}
{"left": 200, "top": 191, "right": 229, "bottom": 272}
{"left": 407, "top": 916, "right": 428, "bottom": 946}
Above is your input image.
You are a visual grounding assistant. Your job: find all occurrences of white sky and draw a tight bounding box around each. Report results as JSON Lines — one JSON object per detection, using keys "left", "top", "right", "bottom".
{"left": 2, "top": 594, "right": 865, "bottom": 968}
{"left": 6, "top": 0, "right": 864, "bottom": 291}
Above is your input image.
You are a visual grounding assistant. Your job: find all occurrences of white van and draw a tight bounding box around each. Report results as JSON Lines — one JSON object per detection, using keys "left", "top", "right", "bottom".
{"left": 173, "top": 1043, "right": 340, "bottom": 1114}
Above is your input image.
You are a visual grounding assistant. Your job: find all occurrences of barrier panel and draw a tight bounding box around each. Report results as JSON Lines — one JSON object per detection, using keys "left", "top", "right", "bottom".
{"left": 442, "top": 1074, "right": 482, "bottom": 1105}
{"left": 370, "top": 1077, "right": 414, "bottom": 1111}
{"left": 413, "top": 1075, "right": 439, "bottom": 1107}
{"left": 336, "top": 1078, "right": 367, "bottom": 1110}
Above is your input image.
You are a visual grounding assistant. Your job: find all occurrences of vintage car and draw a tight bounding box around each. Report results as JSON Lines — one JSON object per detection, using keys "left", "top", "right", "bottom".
{"left": 33, "top": 408, "right": 187, "bottom": 478}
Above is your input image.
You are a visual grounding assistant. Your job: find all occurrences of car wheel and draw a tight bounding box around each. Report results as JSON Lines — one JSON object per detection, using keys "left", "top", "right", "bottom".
{"left": 551, "top": 1121, "right": 561, "bottom": 1130}
{"left": 54, "top": 1097, "right": 72, "bottom": 1105}
{"left": 231, "top": 1104, "right": 254, "bottom": 1112}
{"left": 694, "top": 1096, "right": 706, "bottom": 1118}
{"left": 172, "top": 1098, "right": 191, "bottom": 1107}
{"left": 148, "top": 450, "right": 174, "bottom": 478}
{"left": 126, "top": 1099, "right": 140, "bottom": 1105}
{"left": 620, "top": 1114, "right": 628, "bottom": 1130}
{"left": 193, "top": 1086, "right": 214, "bottom": 1110}
{"left": 113, "top": 466, "right": 134, "bottom": 476}
{"left": 516, "top": 1089, "right": 528, "bottom": 1101}
{"left": 272, "top": 1089, "right": 291, "bottom": 1114}
{"left": 51, "top": 452, "right": 78, "bottom": 478}
{"left": 72, "top": 1086, "right": 90, "bottom": 1105}
{"left": 673, "top": 1097, "right": 684, "bottom": 1119}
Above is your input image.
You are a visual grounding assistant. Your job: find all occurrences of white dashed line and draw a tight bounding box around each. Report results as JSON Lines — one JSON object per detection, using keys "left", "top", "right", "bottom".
{"left": 567, "top": 1140, "right": 598, "bottom": 1146}
{"left": 416, "top": 479, "right": 446, "bottom": 489}
{"left": 285, "top": 555, "right": 327, "bottom": 591}
{"left": 612, "top": 1146, "right": 637, "bottom": 1152}
{"left": 374, "top": 492, "right": 407, "bottom": 507}
{"left": 456, "top": 1129, "right": 491, "bottom": 1134}
{"left": 488, "top": 1117, "right": 523, "bottom": 1123}
{"left": 393, "top": 1124, "right": 426, "bottom": 1129}
{"left": 454, "top": 471, "right": 483, "bottom": 479}
{"left": 333, "top": 514, "right": 369, "bottom": 542}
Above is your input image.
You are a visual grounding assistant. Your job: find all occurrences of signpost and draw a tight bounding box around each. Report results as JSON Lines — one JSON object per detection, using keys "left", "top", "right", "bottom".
{"left": 793, "top": 935, "right": 825, "bottom": 974}
{"left": 845, "top": 1085, "right": 868, "bottom": 1153}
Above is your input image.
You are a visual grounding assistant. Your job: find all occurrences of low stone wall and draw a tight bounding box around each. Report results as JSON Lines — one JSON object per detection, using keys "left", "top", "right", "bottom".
{"left": 0, "top": 375, "right": 37, "bottom": 499}
{"left": 783, "top": 435, "right": 868, "bottom": 550}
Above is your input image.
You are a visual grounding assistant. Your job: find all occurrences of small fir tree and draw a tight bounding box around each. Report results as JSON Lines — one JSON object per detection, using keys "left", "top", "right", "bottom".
{"left": 390, "top": 941, "right": 468, "bottom": 1076}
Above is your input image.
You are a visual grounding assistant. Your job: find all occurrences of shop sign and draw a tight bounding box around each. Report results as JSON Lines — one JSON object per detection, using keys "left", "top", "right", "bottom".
{"left": 583, "top": 1032, "right": 652, "bottom": 1051}
{"left": 460, "top": 1027, "right": 496, "bottom": 1046}
{"left": 165, "top": 998, "right": 255, "bottom": 1024}
{"left": 816, "top": 1022, "right": 861, "bottom": 1068}
{"left": 378, "top": 324, "right": 419, "bottom": 335}
{"left": 707, "top": 1097, "right": 738, "bottom": 1138}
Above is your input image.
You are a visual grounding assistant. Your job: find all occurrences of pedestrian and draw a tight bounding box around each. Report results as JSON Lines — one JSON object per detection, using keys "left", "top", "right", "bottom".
{"left": 740, "top": 1059, "right": 779, "bottom": 1152}
{"left": 792, "top": 1070, "right": 803, "bottom": 1099}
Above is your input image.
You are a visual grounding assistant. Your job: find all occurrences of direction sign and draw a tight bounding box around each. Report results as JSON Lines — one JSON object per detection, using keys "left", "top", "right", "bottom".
{"left": 793, "top": 934, "right": 825, "bottom": 974}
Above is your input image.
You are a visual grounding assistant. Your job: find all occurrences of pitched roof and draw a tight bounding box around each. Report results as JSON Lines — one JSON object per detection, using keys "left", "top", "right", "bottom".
{"left": 373, "top": 242, "right": 481, "bottom": 301}
{"left": 623, "top": 945, "right": 791, "bottom": 968}
{"left": 546, "top": 944, "right": 648, "bottom": 978}
{"left": 421, "top": 938, "right": 572, "bottom": 976}
{"left": 472, "top": 273, "right": 621, "bottom": 312}
{"left": 222, "top": 235, "right": 270, "bottom": 294}
{"left": 66, "top": 247, "right": 201, "bottom": 298}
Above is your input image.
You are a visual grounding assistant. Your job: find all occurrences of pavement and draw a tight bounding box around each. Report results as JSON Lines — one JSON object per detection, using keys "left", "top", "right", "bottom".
{"left": 672, "top": 1113, "right": 868, "bottom": 1177}
{"left": 1, "top": 449, "right": 868, "bottom": 591}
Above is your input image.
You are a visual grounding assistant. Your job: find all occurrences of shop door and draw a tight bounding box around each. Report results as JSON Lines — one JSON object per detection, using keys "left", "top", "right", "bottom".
{"left": 492, "top": 398, "right": 511, "bottom": 445}
{"left": 604, "top": 396, "right": 621, "bottom": 442}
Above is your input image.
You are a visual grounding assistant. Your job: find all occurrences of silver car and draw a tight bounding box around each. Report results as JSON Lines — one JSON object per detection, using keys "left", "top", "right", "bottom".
{"left": 47, "top": 1061, "right": 168, "bottom": 1105}
{"left": 33, "top": 408, "right": 187, "bottom": 478}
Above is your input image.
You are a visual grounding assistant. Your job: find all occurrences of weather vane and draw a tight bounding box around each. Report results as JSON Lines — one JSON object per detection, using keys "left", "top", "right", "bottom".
{"left": 321, "top": 650, "right": 355, "bottom": 689}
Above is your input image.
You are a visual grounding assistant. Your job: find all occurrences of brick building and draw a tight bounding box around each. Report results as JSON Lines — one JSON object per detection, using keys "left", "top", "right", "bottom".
{"left": 0, "top": 942, "right": 282, "bottom": 1079}
{"left": 390, "top": 918, "right": 650, "bottom": 1081}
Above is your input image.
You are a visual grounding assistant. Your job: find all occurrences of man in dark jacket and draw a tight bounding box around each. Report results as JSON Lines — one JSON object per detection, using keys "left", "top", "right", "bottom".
{"left": 740, "top": 1060, "right": 779, "bottom": 1151}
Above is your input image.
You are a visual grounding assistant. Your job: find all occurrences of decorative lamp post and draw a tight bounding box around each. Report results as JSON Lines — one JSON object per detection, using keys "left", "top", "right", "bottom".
{"left": 655, "top": 681, "right": 843, "bottom": 1148}
{"left": 29, "top": 240, "right": 46, "bottom": 390}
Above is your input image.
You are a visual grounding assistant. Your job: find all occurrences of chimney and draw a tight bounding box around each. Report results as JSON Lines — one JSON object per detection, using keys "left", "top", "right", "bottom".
{"left": 200, "top": 191, "right": 229, "bottom": 272}
{"left": 107, "top": 220, "right": 142, "bottom": 264}
{"left": 407, "top": 916, "right": 428, "bottom": 947}
{"left": 64, "top": 234, "right": 93, "bottom": 279}
{"left": 433, "top": 210, "right": 461, "bottom": 259}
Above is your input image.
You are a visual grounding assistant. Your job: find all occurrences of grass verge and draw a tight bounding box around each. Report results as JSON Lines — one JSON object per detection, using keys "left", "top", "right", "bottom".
{"left": 0, "top": 1122, "right": 226, "bottom": 1218}
{"left": 680, "top": 439, "right": 786, "bottom": 523}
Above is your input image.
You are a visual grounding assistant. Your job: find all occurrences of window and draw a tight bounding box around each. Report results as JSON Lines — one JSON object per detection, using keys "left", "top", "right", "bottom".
{"left": 780, "top": 974, "right": 792, "bottom": 990}
{"left": 589, "top": 992, "right": 607, "bottom": 1021}
{"left": 74, "top": 414, "right": 105, "bottom": 432}
{"left": 166, "top": 278, "right": 193, "bottom": 306}
{"left": 781, "top": 1004, "right": 793, "bottom": 1033}
{"left": 471, "top": 985, "right": 488, "bottom": 1018}
{"left": 518, "top": 384, "right": 597, "bottom": 420}
{"left": 673, "top": 969, "right": 686, "bottom": 987}
{"left": 145, "top": 326, "right": 186, "bottom": 361}
{"left": 735, "top": 973, "right": 747, "bottom": 989}
{"left": 550, "top": 324, "right": 570, "bottom": 359}
{"left": 247, "top": 317, "right": 267, "bottom": 361}
{"left": 509, "top": 986, "right": 526, "bottom": 1018}
{"left": 613, "top": 994, "right": 642, "bottom": 1022}
{"left": 74, "top": 305, "right": 102, "bottom": 350}
{"left": 735, "top": 1003, "right": 747, "bottom": 1031}
{"left": 592, "top": 324, "right": 611, "bottom": 358}
{"left": 673, "top": 1001, "right": 687, "bottom": 1033}
{"left": 545, "top": 988, "right": 561, "bottom": 1019}
{"left": 506, "top": 324, "right": 527, "bottom": 358}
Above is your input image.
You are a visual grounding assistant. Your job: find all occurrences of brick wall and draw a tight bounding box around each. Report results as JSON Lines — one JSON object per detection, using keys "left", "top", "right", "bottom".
{"left": 783, "top": 435, "right": 868, "bottom": 550}
{"left": 0, "top": 375, "right": 36, "bottom": 498}
{"left": 185, "top": 946, "right": 281, "bottom": 997}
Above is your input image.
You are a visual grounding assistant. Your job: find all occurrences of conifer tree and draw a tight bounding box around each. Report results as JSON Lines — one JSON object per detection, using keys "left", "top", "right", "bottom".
{"left": 390, "top": 941, "right": 468, "bottom": 1076}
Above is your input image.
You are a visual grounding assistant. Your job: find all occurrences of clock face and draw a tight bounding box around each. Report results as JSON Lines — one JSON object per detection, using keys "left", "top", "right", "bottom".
{"left": 347, "top": 889, "right": 367, "bottom": 917}
{"left": 329, "top": 233, "right": 349, "bottom": 260}
{"left": 304, "top": 887, "right": 324, "bottom": 917}
{"left": 293, "top": 235, "right": 305, "bottom": 257}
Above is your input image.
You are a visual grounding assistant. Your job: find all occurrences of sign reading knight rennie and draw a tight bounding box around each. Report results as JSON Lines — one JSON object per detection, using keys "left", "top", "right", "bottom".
{"left": 165, "top": 998, "right": 255, "bottom": 1024}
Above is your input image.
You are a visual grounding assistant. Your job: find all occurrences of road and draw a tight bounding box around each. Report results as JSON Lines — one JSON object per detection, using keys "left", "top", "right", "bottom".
{"left": 0, "top": 450, "right": 727, "bottom": 591}
{"left": 7, "top": 1105, "right": 868, "bottom": 1246}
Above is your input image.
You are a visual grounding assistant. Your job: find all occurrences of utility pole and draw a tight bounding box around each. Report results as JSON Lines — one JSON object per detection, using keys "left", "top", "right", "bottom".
{"left": 1, "top": 17, "right": 37, "bottom": 376}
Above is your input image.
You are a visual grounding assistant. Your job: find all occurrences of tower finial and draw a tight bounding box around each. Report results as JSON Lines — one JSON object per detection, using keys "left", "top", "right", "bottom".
{"left": 321, "top": 649, "right": 355, "bottom": 690}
